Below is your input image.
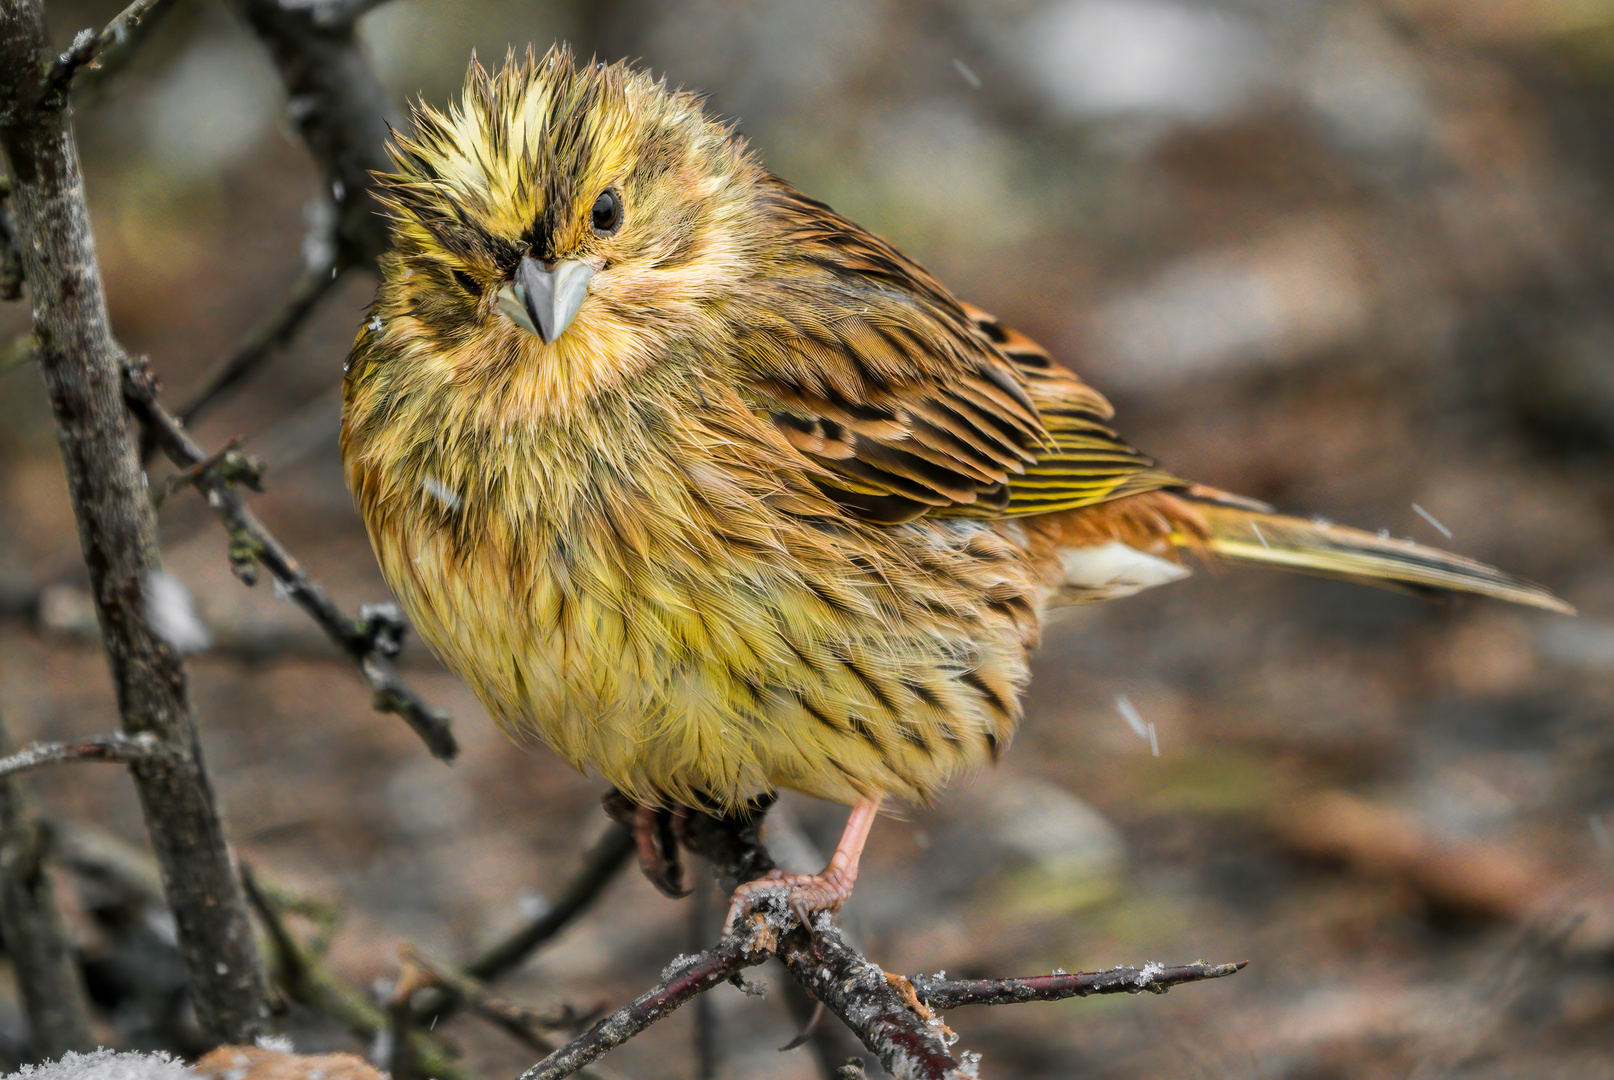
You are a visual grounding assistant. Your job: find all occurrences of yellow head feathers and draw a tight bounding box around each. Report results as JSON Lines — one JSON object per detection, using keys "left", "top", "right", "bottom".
{"left": 357, "top": 47, "right": 768, "bottom": 411}
{"left": 377, "top": 46, "right": 758, "bottom": 284}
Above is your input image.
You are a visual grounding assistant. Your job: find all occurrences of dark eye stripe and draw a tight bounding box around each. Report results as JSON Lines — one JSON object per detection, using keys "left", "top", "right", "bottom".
{"left": 451, "top": 268, "right": 480, "bottom": 295}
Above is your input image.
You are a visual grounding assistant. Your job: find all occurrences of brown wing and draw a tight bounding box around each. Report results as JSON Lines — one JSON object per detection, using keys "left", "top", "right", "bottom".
{"left": 957, "top": 305, "right": 1183, "bottom": 517}
{"left": 739, "top": 180, "right": 1179, "bottom": 523}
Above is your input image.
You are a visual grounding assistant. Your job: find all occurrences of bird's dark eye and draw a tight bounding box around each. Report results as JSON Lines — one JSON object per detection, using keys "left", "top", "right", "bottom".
{"left": 591, "top": 188, "right": 623, "bottom": 235}
{"left": 451, "top": 268, "right": 479, "bottom": 295}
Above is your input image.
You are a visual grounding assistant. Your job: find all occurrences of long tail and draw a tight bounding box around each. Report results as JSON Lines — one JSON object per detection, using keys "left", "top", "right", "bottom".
{"left": 1175, "top": 489, "right": 1574, "bottom": 615}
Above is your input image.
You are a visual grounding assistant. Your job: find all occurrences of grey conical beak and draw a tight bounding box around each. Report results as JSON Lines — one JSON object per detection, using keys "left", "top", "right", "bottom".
{"left": 495, "top": 255, "right": 595, "bottom": 344}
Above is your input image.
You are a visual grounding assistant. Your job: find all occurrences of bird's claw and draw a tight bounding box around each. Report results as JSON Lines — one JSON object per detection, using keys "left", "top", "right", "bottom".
{"left": 722, "top": 867, "right": 853, "bottom": 938}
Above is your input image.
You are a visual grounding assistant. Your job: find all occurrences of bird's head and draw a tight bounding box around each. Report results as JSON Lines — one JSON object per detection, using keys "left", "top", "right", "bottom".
{"left": 367, "top": 46, "right": 765, "bottom": 410}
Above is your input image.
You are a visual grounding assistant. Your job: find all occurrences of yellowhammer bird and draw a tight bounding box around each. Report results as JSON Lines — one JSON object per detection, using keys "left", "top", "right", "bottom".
{"left": 340, "top": 48, "right": 1572, "bottom": 931}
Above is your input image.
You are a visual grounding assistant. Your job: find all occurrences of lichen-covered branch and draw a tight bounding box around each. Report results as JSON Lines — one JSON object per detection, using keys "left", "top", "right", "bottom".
{"left": 517, "top": 922, "right": 779, "bottom": 1080}
{"left": 0, "top": 732, "right": 166, "bottom": 780}
{"left": 126, "top": 369, "right": 458, "bottom": 762}
{"left": 0, "top": 0, "right": 270, "bottom": 1042}
{"left": 512, "top": 801, "right": 1248, "bottom": 1080}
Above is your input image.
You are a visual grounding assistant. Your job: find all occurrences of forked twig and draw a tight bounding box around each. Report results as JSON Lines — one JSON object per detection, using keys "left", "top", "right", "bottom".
{"left": 508, "top": 803, "right": 1248, "bottom": 1079}
{"left": 125, "top": 365, "right": 458, "bottom": 761}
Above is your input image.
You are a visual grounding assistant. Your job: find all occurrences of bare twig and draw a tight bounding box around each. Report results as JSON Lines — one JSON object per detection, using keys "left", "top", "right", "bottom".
{"left": 241, "top": 868, "right": 475, "bottom": 1080}
{"left": 0, "top": 712, "right": 96, "bottom": 1058}
{"left": 227, "top": 0, "right": 393, "bottom": 266}
{"left": 517, "top": 920, "right": 781, "bottom": 1080}
{"left": 0, "top": 0, "right": 270, "bottom": 1042}
{"left": 689, "top": 875, "right": 720, "bottom": 1080}
{"left": 126, "top": 368, "right": 458, "bottom": 762}
{"left": 177, "top": 260, "right": 344, "bottom": 426}
{"left": 910, "top": 961, "right": 1249, "bottom": 1009}
{"left": 465, "top": 823, "right": 635, "bottom": 982}
{"left": 148, "top": 437, "right": 259, "bottom": 508}
{"left": 402, "top": 822, "right": 632, "bottom": 1032}
{"left": 0, "top": 732, "right": 166, "bottom": 780}
{"left": 39, "top": 0, "right": 176, "bottom": 105}
{"left": 71, "top": 0, "right": 182, "bottom": 98}
{"left": 159, "top": 0, "right": 399, "bottom": 422}
{"left": 398, "top": 945, "right": 618, "bottom": 1080}
{"left": 511, "top": 800, "right": 1250, "bottom": 1080}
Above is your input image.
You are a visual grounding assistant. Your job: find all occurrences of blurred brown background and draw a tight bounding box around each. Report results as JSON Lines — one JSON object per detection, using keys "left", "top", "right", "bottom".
{"left": 4, "top": 0, "right": 1614, "bottom": 1076}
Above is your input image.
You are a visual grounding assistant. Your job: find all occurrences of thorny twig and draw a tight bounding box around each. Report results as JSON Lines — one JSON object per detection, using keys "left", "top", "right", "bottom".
{"left": 0, "top": 732, "right": 169, "bottom": 781}
{"left": 125, "top": 364, "right": 459, "bottom": 762}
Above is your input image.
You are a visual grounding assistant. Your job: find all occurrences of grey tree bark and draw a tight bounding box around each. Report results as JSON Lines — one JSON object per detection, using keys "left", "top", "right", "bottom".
{"left": 0, "top": 0, "right": 270, "bottom": 1044}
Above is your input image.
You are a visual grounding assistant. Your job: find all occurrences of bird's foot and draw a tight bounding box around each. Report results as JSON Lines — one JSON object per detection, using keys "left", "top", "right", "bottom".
{"left": 601, "top": 791, "right": 692, "bottom": 898}
{"left": 722, "top": 866, "right": 854, "bottom": 936}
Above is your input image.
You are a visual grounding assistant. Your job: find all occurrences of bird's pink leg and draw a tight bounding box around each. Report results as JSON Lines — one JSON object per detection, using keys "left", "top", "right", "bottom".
{"left": 723, "top": 797, "right": 882, "bottom": 935}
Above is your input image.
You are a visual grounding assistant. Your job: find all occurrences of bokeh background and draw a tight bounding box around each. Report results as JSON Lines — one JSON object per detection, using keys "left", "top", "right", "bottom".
{"left": 4, "top": 0, "right": 1614, "bottom": 1076}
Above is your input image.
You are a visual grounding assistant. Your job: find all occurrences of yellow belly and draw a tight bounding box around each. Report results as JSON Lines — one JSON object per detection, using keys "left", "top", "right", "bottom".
{"left": 362, "top": 484, "right": 1041, "bottom": 811}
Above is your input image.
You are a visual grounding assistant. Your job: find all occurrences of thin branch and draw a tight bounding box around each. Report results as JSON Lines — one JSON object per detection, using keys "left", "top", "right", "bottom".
{"left": 0, "top": 712, "right": 96, "bottom": 1058}
{"left": 0, "top": 732, "right": 165, "bottom": 780}
{"left": 397, "top": 946, "right": 623, "bottom": 1080}
{"left": 126, "top": 367, "right": 458, "bottom": 762}
{"left": 777, "top": 917, "right": 966, "bottom": 1079}
{"left": 517, "top": 920, "right": 780, "bottom": 1080}
{"left": 514, "top": 800, "right": 1250, "bottom": 1080}
{"left": 149, "top": 437, "right": 256, "bottom": 509}
{"left": 69, "top": 0, "right": 183, "bottom": 99}
{"left": 39, "top": 0, "right": 176, "bottom": 105}
{"left": 401, "top": 946, "right": 581, "bottom": 1053}
{"left": 689, "top": 875, "right": 720, "bottom": 1080}
{"left": 227, "top": 0, "right": 392, "bottom": 268}
{"left": 910, "top": 961, "right": 1249, "bottom": 1010}
{"left": 0, "top": 0, "right": 271, "bottom": 1041}
{"left": 176, "top": 260, "right": 344, "bottom": 427}
{"left": 465, "top": 823, "right": 635, "bottom": 982}
{"left": 404, "top": 823, "right": 633, "bottom": 1031}
{"left": 241, "top": 867, "right": 476, "bottom": 1080}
